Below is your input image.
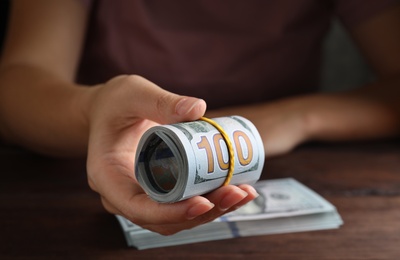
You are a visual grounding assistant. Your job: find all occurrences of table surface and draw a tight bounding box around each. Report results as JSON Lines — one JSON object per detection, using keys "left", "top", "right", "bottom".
{"left": 1, "top": 140, "right": 400, "bottom": 259}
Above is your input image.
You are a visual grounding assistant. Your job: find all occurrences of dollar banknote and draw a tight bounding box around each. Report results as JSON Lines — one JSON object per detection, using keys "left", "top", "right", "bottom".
{"left": 135, "top": 116, "right": 265, "bottom": 202}
{"left": 116, "top": 178, "right": 343, "bottom": 250}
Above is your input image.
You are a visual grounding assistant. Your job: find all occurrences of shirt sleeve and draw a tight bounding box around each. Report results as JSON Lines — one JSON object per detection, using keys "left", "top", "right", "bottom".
{"left": 333, "top": 0, "right": 400, "bottom": 28}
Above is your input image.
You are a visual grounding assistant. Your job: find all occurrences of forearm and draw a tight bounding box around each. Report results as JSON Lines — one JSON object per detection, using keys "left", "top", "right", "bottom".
{"left": 305, "top": 77, "right": 400, "bottom": 141}
{"left": 206, "top": 77, "right": 400, "bottom": 157}
{"left": 0, "top": 63, "right": 93, "bottom": 157}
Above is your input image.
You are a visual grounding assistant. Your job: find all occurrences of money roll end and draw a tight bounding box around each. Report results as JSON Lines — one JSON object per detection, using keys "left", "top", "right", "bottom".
{"left": 135, "top": 127, "right": 189, "bottom": 203}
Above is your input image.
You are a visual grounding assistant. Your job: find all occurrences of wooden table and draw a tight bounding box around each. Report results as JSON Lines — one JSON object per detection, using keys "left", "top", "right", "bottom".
{"left": 1, "top": 140, "right": 400, "bottom": 259}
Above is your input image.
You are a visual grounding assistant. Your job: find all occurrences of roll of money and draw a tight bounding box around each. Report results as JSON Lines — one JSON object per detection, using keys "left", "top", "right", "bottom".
{"left": 135, "top": 116, "right": 265, "bottom": 203}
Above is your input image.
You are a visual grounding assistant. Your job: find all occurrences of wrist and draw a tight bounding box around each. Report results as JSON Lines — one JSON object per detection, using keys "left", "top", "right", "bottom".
{"left": 70, "top": 84, "right": 97, "bottom": 153}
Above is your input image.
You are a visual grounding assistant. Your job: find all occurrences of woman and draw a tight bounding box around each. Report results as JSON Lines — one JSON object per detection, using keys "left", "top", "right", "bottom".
{"left": 0, "top": 0, "right": 399, "bottom": 235}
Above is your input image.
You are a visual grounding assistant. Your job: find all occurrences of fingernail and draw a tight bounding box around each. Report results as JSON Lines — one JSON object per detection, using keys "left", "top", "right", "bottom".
{"left": 186, "top": 202, "right": 215, "bottom": 220}
{"left": 247, "top": 186, "right": 259, "bottom": 198}
{"left": 219, "top": 190, "right": 248, "bottom": 211}
{"left": 176, "top": 98, "right": 202, "bottom": 116}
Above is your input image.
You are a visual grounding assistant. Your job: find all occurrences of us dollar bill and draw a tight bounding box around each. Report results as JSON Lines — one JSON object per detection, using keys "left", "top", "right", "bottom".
{"left": 135, "top": 116, "right": 265, "bottom": 203}
{"left": 116, "top": 178, "right": 343, "bottom": 250}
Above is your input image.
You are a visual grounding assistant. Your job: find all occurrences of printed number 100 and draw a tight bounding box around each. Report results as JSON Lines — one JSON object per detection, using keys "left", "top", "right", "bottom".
{"left": 197, "top": 130, "right": 253, "bottom": 174}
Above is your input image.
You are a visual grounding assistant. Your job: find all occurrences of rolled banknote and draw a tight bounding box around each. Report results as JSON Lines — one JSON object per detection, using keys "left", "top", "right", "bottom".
{"left": 135, "top": 116, "right": 265, "bottom": 203}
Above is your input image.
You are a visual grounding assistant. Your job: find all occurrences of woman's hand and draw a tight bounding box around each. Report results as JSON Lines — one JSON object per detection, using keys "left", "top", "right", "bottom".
{"left": 85, "top": 75, "right": 258, "bottom": 235}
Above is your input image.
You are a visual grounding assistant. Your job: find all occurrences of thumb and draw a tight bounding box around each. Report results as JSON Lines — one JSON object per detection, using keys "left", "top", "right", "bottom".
{"left": 144, "top": 91, "right": 207, "bottom": 125}
{"left": 131, "top": 76, "right": 207, "bottom": 124}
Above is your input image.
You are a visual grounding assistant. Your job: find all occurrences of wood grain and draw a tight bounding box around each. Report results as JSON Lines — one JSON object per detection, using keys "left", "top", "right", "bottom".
{"left": 1, "top": 140, "right": 399, "bottom": 259}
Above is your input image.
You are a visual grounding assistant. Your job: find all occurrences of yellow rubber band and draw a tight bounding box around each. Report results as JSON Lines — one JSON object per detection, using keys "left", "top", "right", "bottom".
{"left": 200, "top": 117, "right": 235, "bottom": 186}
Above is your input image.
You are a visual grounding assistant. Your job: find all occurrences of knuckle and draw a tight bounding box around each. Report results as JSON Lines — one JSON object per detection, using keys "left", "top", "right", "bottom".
{"left": 100, "top": 197, "right": 118, "bottom": 214}
{"left": 156, "top": 93, "right": 173, "bottom": 113}
{"left": 105, "top": 74, "right": 142, "bottom": 97}
{"left": 87, "top": 177, "right": 98, "bottom": 192}
{"left": 110, "top": 74, "right": 141, "bottom": 86}
{"left": 122, "top": 74, "right": 143, "bottom": 85}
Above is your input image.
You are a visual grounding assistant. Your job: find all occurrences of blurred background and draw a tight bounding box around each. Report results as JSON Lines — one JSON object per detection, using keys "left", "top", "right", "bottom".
{"left": 320, "top": 19, "right": 374, "bottom": 92}
{"left": 0, "top": 0, "right": 10, "bottom": 55}
{"left": 0, "top": 0, "right": 373, "bottom": 92}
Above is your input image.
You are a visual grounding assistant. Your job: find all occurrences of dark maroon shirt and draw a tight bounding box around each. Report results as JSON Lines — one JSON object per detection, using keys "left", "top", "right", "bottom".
{"left": 77, "top": 0, "right": 398, "bottom": 109}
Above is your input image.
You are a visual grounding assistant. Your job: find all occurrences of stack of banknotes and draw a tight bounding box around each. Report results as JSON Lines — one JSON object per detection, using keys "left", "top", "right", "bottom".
{"left": 116, "top": 178, "right": 343, "bottom": 250}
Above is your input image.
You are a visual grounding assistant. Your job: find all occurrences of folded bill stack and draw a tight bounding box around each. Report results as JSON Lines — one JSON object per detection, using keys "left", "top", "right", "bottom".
{"left": 116, "top": 178, "right": 343, "bottom": 250}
